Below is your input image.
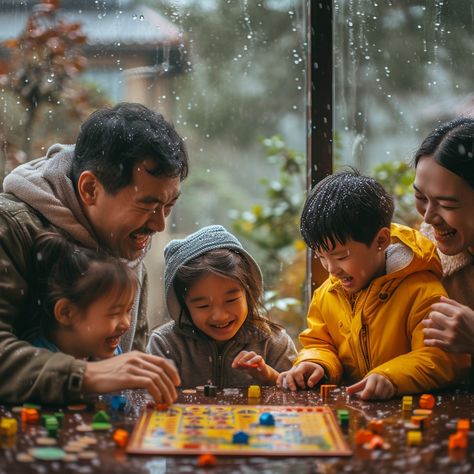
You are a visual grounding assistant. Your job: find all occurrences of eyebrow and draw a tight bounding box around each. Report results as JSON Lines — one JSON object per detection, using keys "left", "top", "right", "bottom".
{"left": 136, "top": 192, "right": 181, "bottom": 205}
{"left": 413, "top": 184, "right": 460, "bottom": 202}
{"left": 188, "top": 288, "right": 242, "bottom": 304}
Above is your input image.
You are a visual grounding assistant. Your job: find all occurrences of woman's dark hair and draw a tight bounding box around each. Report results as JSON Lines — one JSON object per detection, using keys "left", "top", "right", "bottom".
{"left": 33, "top": 232, "right": 138, "bottom": 331}
{"left": 414, "top": 117, "right": 474, "bottom": 188}
{"left": 173, "top": 248, "right": 278, "bottom": 335}
{"left": 300, "top": 169, "right": 394, "bottom": 251}
{"left": 71, "top": 102, "right": 188, "bottom": 194}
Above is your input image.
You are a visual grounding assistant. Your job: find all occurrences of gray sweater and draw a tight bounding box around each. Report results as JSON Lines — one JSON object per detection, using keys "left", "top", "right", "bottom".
{"left": 147, "top": 318, "right": 297, "bottom": 389}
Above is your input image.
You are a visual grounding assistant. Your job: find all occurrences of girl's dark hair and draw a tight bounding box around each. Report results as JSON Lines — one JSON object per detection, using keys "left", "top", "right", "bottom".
{"left": 33, "top": 232, "right": 138, "bottom": 331}
{"left": 173, "top": 248, "right": 278, "bottom": 335}
{"left": 414, "top": 117, "right": 474, "bottom": 188}
{"left": 300, "top": 169, "right": 394, "bottom": 251}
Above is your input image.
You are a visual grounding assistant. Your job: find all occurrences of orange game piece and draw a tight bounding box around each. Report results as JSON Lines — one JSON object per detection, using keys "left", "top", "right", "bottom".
{"left": 320, "top": 384, "right": 337, "bottom": 398}
{"left": 113, "top": 429, "right": 129, "bottom": 448}
{"left": 355, "top": 429, "right": 374, "bottom": 445}
{"left": 457, "top": 418, "right": 470, "bottom": 435}
{"left": 368, "top": 419, "right": 384, "bottom": 434}
{"left": 155, "top": 404, "right": 169, "bottom": 411}
{"left": 367, "top": 435, "right": 385, "bottom": 450}
{"left": 21, "top": 408, "right": 39, "bottom": 424}
{"left": 449, "top": 432, "right": 468, "bottom": 450}
{"left": 197, "top": 453, "right": 218, "bottom": 467}
{"left": 419, "top": 394, "right": 435, "bottom": 410}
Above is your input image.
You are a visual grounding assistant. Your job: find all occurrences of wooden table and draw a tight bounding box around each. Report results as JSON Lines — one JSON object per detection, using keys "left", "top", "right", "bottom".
{"left": 1, "top": 386, "right": 473, "bottom": 473}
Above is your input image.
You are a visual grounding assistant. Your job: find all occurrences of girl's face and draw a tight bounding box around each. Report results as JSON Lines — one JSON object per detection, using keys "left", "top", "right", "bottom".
{"left": 316, "top": 230, "right": 389, "bottom": 294}
{"left": 67, "top": 288, "right": 134, "bottom": 359}
{"left": 184, "top": 272, "right": 248, "bottom": 343}
{"left": 414, "top": 155, "right": 474, "bottom": 256}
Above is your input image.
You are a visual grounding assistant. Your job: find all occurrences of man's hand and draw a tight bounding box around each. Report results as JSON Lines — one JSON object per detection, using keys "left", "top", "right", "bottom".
{"left": 231, "top": 350, "right": 278, "bottom": 384}
{"left": 83, "top": 351, "right": 181, "bottom": 404}
{"left": 346, "top": 373, "right": 394, "bottom": 400}
{"left": 276, "top": 361, "right": 325, "bottom": 391}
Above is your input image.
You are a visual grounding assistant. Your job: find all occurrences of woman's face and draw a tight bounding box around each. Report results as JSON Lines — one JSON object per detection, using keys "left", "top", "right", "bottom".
{"left": 414, "top": 154, "right": 474, "bottom": 255}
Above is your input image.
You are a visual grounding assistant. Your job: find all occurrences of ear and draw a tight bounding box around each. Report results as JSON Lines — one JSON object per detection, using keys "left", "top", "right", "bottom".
{"left": 53, "top": 298, "right": 76, "bottom": 327}
{"left": 375, "top": 227, "right": 391, "bottom": 251}
{"left": 77, "top": 171, "right": 101, "bottom": 206}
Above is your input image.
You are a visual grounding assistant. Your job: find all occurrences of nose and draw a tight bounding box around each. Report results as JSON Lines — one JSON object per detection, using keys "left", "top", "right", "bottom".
{"left": 423, "top": 201, "right": 440, "bottom": 225}
{"left": 147, "top": 208, "right": 166, "bottom": 232}
{"left": 325, "top": 259, "right": 341, "bottom": 276}
{"left": 118, "top": 312, "right": 131, "bottom": 332}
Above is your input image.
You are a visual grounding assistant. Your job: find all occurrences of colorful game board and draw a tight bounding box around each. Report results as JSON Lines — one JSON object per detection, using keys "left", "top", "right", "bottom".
{"left": 127, "top": 404, "right": 352, "bottom": 456}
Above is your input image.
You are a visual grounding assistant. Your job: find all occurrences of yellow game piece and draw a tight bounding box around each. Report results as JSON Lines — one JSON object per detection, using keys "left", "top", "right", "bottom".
{"left": 407, "top": 430, "right": 422, "bottom": 446}
{"left": 0, "top": 417, "right": 18, "bottom": 436}
{"left": 248, "top": 385, "right": 261, "bottom": 398}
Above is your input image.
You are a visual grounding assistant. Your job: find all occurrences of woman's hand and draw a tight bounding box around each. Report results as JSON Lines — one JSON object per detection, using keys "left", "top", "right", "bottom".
{"left": 423, "top": 296, "right": 474, "bottom": 353}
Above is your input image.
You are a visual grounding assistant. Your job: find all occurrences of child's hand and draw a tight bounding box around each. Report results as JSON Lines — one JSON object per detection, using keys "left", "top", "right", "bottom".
{"left": 276, "top": 362, "right": 325, "bottom": 391}
{"left": 231, "top": 350, "right": 278, "bottom": 384}
{"left": 346, "top": 374, "right": 395, "bottom": 400}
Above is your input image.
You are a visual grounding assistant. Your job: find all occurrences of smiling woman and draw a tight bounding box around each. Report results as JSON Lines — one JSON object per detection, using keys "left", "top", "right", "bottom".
{"left": 413, "top": 117, "right": 474, "bottom": 356}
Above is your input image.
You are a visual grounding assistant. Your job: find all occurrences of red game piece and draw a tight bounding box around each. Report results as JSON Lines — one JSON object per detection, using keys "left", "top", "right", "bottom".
{"left": 197, "top": 453, "right": 217, "bottom": 467}
{"left": 237, "top": 361, "right": 259, "bottom": 368}
{"left": 419, "top": 394, "right": 435, "bottom": 410}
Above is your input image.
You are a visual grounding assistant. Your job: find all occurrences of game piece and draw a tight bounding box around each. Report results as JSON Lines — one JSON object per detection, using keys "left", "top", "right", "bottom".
{"left": 222, "top": 388, "right": 240, "bottom": 396}
{"left": 0, "top": 417, "right": 18, "bottom": 436}
{"left": 232, "top": 431, "right": 250, "bottom": 444}
{"left": 78, "top": 451, "right": 98, "bottom": 459}
{"left": 155, "top": 404, "right": 169, "bottom": 411}
{"left": 113, "top": 428, "right": 129, "bottom": 448}
{"left": 36, "top": 437, "right": 57, "bottom": 446}
{"left": 91, "top": 422, "right": 112, "bottom": 431}
{"left": 407, "top": 431, "right": 422, "bottom": 446}
{"left": 412, "top": 408, "right": 432, "bottom": 418}
{"left": 337, "top": 409, "right": 349, "bottom": 429}
{"left": 182, "top": 389, "right": 197, "bottom": 394}
{"left": 196, "top": 385, "right": 205, "bottom": 392}
{"left": 111, "top": 395, "right": 127, "bottom": 412}
{"left": 53, "top": 412, "right": 64, "bottom": 426}
{"left": 237, "top": 361, "right": 259, "bottom": 368}
{"left": 366, "top": 435, "right": 386, "bottom": 450}
{"left": 259, "top": 412, "right": 275, "bottom": 426}
{"left": 449, "top": 432, "right": 468, "bottom": 450}
{"left": 127, "top": 404, "right": 351, "bottom": 456}
{"left": 457, "top": 418, "right": 470, "bottom": 435}
{"left": 29, "top": 447, "right": 66, "bottom": 461}
{"left": 64, "top": 443, "right": 84, "bottom": 453}
{"left": 21, "top": 408, "right": 39, "bottom": 424}
{"left": 320, "top": 384, "right": 337, "bottom": 398}
{"left": 401, "top": 395, "right": 413, "bottom": 415}
{"left": 63, "top": 454, "right": 79, "bottom": 462}
{"left": 419, "top": 393, "right": 435, "bottom": 409}
{"left": 204, "top": 384, "right": 217, "bottom": 396}
{"left": 368, "top": 419, "right": 384, "bottom": 434}
{"left": 355, "top": 429, "right": 373, "bottom": 445}
{"left": 197, "top": 453, "right": 218, "bottom": 467}
{"left": 247, "top": 385, "right": 261, "bottom": 398}
{"left": 92, "top": 410, "right": 110, "bottom": 423}
{"left": 411, "top": 415, "right": 429, "bottom": 430}
{"left": 78, "top": 436, "right": 98, "bottom": 446}
{"left": 45, "top": 416, "right": 59, "bottom": 438}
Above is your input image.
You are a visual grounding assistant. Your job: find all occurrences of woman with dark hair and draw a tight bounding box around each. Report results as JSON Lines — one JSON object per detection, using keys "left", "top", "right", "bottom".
{"left": 413, "top": 117, "right": 474, "bottom": 353}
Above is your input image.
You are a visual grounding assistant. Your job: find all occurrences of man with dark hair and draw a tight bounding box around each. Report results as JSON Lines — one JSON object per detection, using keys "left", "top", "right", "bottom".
{"left": 0, "top": 102, "right": 186, "bottom": 404}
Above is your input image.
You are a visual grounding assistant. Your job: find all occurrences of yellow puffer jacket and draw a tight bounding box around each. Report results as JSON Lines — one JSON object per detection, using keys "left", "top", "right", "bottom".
{"left": 296, "top": 223, "right": 469, "bottom": 395}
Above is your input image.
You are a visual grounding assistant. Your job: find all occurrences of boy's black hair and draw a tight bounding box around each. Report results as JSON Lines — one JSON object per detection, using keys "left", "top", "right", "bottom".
{"left": 71, "top": 102, "right": 188, "bottom": 194}
{"left": 414, "top": 116, "right": 474, "bottom": 188}
{"left": 300, "top": 169, "right": 394, "bottom": 251}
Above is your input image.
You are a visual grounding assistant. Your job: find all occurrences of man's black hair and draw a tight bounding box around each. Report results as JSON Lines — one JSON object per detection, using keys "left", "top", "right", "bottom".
{"left": 300, "top": 169, "right": 394, "bottom": 251}
{"left": 71, "top": 102, "right": 188, "bottom": 194}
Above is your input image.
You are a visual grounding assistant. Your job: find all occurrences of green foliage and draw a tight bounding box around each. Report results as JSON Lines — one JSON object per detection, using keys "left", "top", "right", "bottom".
{"left": 372, "top": 161, "right": 420, "bottom": 228}
{"left": 230, "top": 135, "right": 306, "bottom": 286}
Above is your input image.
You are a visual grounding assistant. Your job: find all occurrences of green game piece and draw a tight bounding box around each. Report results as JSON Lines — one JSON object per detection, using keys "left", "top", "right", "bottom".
{"left": 91, "top": 422, "right": 112, "bottom": 431}
{"left": 53, "top": 412, "right": 64, "bottom": 426}
{"left": 92, "top": 410, "right": 110, "bottom": 423}
{"left": 30, "top": 447, "right": 65, "bottom": 461}
{"left": 337, "top": 409, "right": 350, "bottom": 428}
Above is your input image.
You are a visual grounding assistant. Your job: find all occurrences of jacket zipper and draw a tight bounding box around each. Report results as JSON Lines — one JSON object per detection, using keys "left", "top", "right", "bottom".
{"left": 360, "top": 323, "right": 371, "bottom": 374}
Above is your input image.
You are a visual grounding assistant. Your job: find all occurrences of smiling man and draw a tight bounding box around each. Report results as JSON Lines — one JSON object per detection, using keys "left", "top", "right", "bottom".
{"left": 0, "top": 103, "right": 187, "bottom": 404}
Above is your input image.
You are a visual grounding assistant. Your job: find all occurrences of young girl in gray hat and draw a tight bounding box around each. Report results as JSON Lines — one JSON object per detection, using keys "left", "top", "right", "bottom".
{"left": 146, "top": 225, "right": 297, "bottom": 388}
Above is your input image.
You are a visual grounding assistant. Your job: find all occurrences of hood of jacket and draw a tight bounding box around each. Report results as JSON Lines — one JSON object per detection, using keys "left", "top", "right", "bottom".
{"left": 326, "top": 222, "right": 442, "bottom": 298}
{"left": 3, "top": 144, "right": 98, "bottom": 248}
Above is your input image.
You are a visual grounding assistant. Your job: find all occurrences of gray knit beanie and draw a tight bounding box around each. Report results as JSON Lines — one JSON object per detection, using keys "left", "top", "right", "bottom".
{"left": 164, "top": 225, "right": 263, "bottom": 321}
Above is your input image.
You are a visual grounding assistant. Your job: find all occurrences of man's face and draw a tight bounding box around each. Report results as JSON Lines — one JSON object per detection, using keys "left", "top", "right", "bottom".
{"left": 84, "top": 159, "right": 181, "bottom": 260}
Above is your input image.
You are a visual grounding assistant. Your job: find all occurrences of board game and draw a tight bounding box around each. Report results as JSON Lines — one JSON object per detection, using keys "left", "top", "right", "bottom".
{"left": 127, "top": 404, "right": 352, "bottom": 456}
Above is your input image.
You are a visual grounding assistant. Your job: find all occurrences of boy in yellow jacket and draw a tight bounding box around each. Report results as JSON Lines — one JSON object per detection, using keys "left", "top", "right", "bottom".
{"left": 277, "top": 170, "right": 469, "bottom": 400}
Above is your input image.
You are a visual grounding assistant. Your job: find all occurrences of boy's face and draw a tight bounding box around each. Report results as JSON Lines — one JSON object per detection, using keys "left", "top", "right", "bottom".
{"left": 315, "top": 232, "right": 388, "bottom": 294}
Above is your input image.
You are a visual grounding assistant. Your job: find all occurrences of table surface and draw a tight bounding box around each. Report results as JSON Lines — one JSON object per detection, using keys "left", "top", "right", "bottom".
{"left": 1, "top": 386, "right": 473, "bottom": 474}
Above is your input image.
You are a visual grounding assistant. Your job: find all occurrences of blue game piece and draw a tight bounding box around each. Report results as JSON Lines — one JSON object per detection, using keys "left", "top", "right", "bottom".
{"left": 111, "top": 395, "right": 127, "bottom": 412}
{"left": 232, "top": 430, "right": 250, "bottom": 444}
{"left": 259, "top": 412, "right": 275, "bottom": 426}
